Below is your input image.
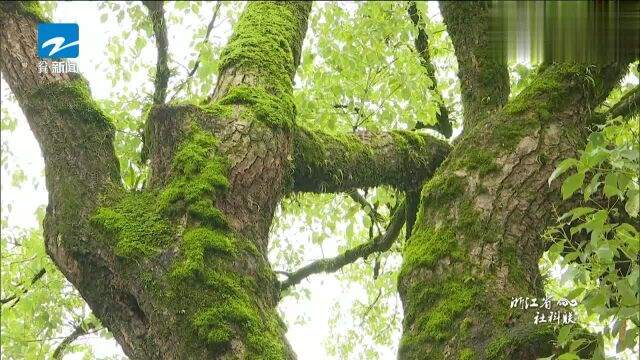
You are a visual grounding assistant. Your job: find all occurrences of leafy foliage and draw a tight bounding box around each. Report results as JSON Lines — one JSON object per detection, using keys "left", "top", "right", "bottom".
{"left": 544, "top": 101, "right": 639, "bottom": 359}
{"left": 294, "top": 2, "right": 459, "bottom": 133}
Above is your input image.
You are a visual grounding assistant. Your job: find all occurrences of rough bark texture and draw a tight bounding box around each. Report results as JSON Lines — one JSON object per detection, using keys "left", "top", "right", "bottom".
{"left": 439, "top": 1, "right": 510, "bottom": 130}
{"left": 397, "top": 63, "right": 627, "bottom": 359}
{"left": 0, "top": 2, "right": 147, "bottom": 357}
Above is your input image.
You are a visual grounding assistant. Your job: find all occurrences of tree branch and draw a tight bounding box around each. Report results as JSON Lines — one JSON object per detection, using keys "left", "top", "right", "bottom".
{"left": 169, "top": 1, "right": 222, "bottom": 102}
{"left": 347, "top": 190, "right": 384, "bottom": 223}
{"left": 143, "top": 1, "right": 170, "bottom": 105}
{"left": 292, "top": 126, "right": 451, "bottom": 193}
{"left": 407, "top": 1, "right": 452, "bottom": 138}
{"left": 1, "top": 268, "right": 46, "bottom": 309}
{"left": 439, "top": 1, "right": 510, "bottom": 129}
{"left": 607, "top": 85, "right": 639, "bottom": 120}
{"left": 52, "top": 321, "right": 97, "bottom": 359}
{"left": 0, "top": 4, "right": 143, "bottom": 356}
{"left": 280, "top": 200, "right": 406, "bottom": 292}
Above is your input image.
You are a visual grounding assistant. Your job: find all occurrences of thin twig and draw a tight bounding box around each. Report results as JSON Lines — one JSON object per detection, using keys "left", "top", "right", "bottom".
{"left": 169, "top": 1, "right": 222, "bottom": 102}
{"left": 1, "top": 268, "right": 46, "bottom": 309}
{"left": 52, "top": 321, "right": 99, "bottom": 359}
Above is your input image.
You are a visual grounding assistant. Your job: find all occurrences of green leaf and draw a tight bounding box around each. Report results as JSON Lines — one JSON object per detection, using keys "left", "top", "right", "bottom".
{"left": 569, "top": 207, "right": 597, "bottom": 221}
{"left": 561, "top": 172, "right": 585, "bottom": 200}
{"left": 557, "top": 324, "right": 573, "bottom": 346}
{"left": 625, "top": 189, "right": 639, "bottom": 217}
{"left": 549, "top": 158, "right": 578, "bottom": 185}
{"left": 557, "top": 352, "right": 579, "bottom": 360}
{"left": 603, "top": 173, "right": 620, "bottom": 198}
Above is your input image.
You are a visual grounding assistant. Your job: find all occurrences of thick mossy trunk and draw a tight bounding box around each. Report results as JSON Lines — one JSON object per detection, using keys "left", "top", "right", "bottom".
{"left": 90, "top": 103, "right": 295, "bottom": 359}
{"left": 397, "top": 64, "right": 626, "bottom": 359}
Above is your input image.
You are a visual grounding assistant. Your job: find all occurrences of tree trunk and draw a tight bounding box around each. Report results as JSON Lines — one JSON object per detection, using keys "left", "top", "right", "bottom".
{"left": 397, "top": 60, "right": 627, "bottom": 359}
{"left": 438, "top": 1, "right": 510, "bottom": 130}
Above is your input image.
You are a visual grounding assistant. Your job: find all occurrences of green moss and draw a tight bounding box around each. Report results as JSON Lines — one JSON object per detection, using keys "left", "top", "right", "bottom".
{"left": 505, "top": 64, "right": 589, "bottom": 118}
{"left": 200, "top": 103, "right": 233, "bottom": 118}
{"left": 486, "top": 335, "right": 510, "bottom": 359}
{"left": 293, "top": 126, "right": 376, "bottom": 186}
{"left": 0, "top": 1, "right": 48, "bottom": 22}
{"left": 458, "top": 150, "right": 500, "bottom": 176}
{"left": 157, "top": 124, "right": 229, "bottom": 227}
{"left": 420, "top": 282, "right": 476, "bottom": 340}
{"left": 215, "top": 2, "right": 311, "bottom": 129}
{"left": 402, "top": 226, "right": 460, "bottom": 273}
{"left": 459, "top": 348, "right": 475, "bottom": 360}
{"left": 172, "top": 228, "right": 236, "bottom": 279}
{"left": 26, "top": 78, "right": 114, "bottom": 130}
{"left": 390, "top": 130, "right": 433, "bottom": 167}
{"left": 460, "top": 317, "right": 472, "bottom": 334}
{"left": 219, "top": 85, "right": 295, "bottom": 128}
{"left": 177, "top": 266, "right": 286, "bottom": 358}
{"left": 399, "top": 272, "right": 479, "bottom": 358}
{"left": 420, "top": 172, "right": 465, "bottom": 210}
{"left": 92, "top": 192, "right": 172, "bottom": 258}
{"left": 485, "top": 325, "right": 554, "bottom": 360}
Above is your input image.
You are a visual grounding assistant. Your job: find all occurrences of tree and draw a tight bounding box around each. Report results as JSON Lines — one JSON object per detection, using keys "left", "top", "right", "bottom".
{"left": 0, "top": 1, "right": 637, "bottom": 359}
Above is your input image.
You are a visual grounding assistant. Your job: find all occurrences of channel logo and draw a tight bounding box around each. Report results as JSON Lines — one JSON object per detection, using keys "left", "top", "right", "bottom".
{"left": 38, "top": 23, "right": 79, "bottom": 58}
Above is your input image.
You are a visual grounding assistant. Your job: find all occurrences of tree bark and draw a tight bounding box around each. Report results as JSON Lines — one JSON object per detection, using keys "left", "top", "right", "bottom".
{"left": 397, "top": 62, "right": 628, "bottom": 359}
{"left": 439, "top": 1, "right": 510, "bottom": 130}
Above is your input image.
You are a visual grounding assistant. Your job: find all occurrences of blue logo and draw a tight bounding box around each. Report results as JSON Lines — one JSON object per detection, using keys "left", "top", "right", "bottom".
{"left": 38, "top": 23, "right": 79, "bottom": 58}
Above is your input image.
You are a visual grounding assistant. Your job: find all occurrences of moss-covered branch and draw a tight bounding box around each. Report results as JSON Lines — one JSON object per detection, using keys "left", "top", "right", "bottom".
{"left": 280, "top": 200, "right": 406, "bottom": 292}
{"left": 407, "top": 1, "right": 452, "bottom": 138}
{"left": 0, "top": 2, "right": 134, "bottom": 356}
{"left": 143, "top": 1, "right": 170, "bottom": 105}
{"left": 439, "top": 1, "right": 510, "bottom": 130}
{"left": 291, "top": 126, "right": 451, "bottom": 193}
